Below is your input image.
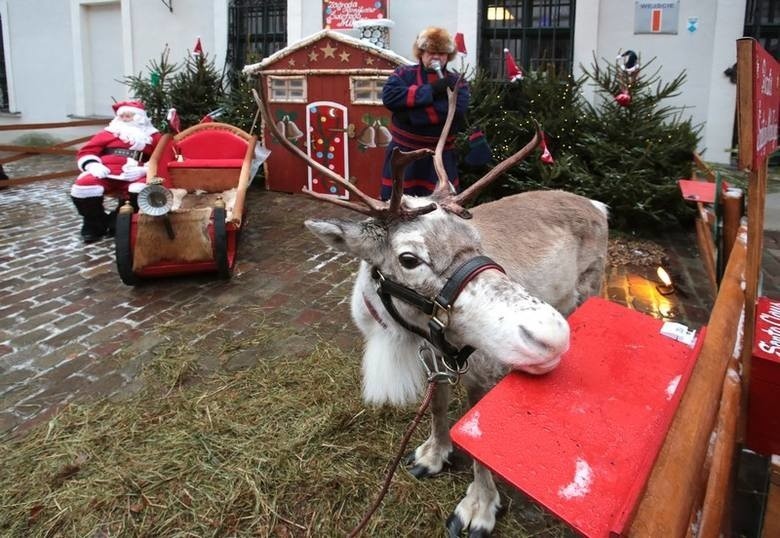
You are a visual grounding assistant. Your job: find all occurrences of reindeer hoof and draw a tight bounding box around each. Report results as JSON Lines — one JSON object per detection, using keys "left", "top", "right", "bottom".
{"left": 445, "top": 513, "right": 493, "bottom": 537}
{"left": 403, "top": 450, "right": 450, "bottom": 479}
{"left": 445, "top": 512, "right": 465, "bottom": 537}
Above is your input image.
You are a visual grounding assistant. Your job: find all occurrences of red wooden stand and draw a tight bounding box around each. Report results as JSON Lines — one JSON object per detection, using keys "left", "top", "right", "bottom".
{"left": 451, "top": 297, "right": 705, "bottom": 537}
{"left": 746, "top": 296, "right": 780, "bottom": 456}
{"left": 678, "top": 178, "right": 730, "bottom": 203}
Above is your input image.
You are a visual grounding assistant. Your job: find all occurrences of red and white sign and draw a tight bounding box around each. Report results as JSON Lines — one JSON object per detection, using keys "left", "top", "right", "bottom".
{"left": 752, "top": 42, "right": 780, "bottom": 166}
{"left": 323, "top": 0, "right": 388, "bottom": 30}
{"left": 651, "top": 9, "right": 662, "bottom": 32}
{"left": 754, "top": 296, "right": 780, "bottom": 363}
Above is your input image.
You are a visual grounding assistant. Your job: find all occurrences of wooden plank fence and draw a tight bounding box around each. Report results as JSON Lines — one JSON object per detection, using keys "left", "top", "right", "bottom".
{"left": 0, "top": 118, "right": 106, "bottom": 187}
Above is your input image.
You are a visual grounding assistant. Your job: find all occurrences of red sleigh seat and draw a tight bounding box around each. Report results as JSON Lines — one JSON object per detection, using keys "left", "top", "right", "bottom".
{"left": 114, "top": 122, "right": 258, "bottom": 285}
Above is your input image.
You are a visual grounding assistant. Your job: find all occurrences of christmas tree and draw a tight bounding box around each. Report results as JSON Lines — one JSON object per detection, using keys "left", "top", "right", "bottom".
{"left": 167, "top": 50, "right": 226, "bottom": 129}
{"left": 459, "top": 66, "right": 585, "bottom": 202}
{"left": 218, "top": 53, "right": 263, "bottom": 135}
{"left": 459, "top": 55, "right": 700, "bottom": 234}
{"left": 574, "top": 55, "right": 700, "bottom": 231}
{"left": 121, "top": 47, "right": 178, "bottom": 131}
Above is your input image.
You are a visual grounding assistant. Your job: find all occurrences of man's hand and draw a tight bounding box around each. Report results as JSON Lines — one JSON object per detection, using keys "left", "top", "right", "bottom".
{"left": 121, "top": 163, "right": 147, "bottom": 181}
{"left": 432, "top": 78, "right": 456, "bottom": 99}
{"left": 85, "top": 161, "right": 110, "bottom": 179}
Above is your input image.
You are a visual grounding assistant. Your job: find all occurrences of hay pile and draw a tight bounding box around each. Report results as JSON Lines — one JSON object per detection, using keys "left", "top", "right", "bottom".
{"left": 0, "top": 323, "right": 567, "bottom": 537}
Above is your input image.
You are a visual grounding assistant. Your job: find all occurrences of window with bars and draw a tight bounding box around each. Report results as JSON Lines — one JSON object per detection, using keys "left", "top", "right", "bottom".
{"left": 267, "top": 76, "right": 306, "bottom": 103}
{"left": 350, "top": 77, "right": 385, "bottom": 104}
{"left": 227, "top": 0, "right": 287, "bottom": 72}
{"left": 479, "top": 0, "right": 575, "bottom": 78}
{"left": 744, "top": 0, "right": 780, "bottom": 59}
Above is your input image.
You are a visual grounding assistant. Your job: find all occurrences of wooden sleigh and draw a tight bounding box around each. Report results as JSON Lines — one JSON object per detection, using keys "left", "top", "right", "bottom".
{"left": 114, "top": 122, "right": 258, "bottom": 285}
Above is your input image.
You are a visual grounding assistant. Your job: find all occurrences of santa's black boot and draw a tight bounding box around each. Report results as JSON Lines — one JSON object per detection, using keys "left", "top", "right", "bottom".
{"left": 71, "top": 196, "right": 108, "bottom": 243}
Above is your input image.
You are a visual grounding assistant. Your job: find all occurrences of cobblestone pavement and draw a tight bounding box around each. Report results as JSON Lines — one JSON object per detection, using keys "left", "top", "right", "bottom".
{"left": 0, "top": 154, "right": 778, "bottom": 438}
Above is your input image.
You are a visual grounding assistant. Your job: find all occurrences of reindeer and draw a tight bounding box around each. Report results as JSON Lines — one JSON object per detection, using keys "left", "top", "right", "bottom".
{"left": 255, "top": 86, "right": 608, "bottom": 536}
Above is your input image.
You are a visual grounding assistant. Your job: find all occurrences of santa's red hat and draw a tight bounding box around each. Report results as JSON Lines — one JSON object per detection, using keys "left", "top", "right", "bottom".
{"left": 112, "top": 100, "right": 146, "bottom": 116}
{"left": 504, "top": 49, "right": 524, "bottom": 82}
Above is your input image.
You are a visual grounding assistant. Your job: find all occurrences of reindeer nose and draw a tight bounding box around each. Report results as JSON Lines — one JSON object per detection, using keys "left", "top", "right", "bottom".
{"left": 518, "top": 309, "right": 570, "bottom": 357}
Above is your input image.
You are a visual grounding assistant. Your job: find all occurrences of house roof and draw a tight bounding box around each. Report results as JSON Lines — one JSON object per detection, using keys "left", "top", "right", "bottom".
{"left": 242, "top": 29, "right": 414, "bottom": 75}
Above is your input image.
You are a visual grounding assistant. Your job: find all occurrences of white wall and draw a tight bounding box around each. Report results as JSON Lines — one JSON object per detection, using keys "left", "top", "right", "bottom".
{"left": 0, "top": 0, "right": 748, "bottom": 161}
{"left": 287, "top": 0, "right": 478, "bottom": 69}
{"left": 0, "top": 0, "right": 229, "bottom": 144}
{"left": 575, "top": 0, "right": 746, "bottom": 164}
{"left": 0, "top": 0, "right": 74, "bottom": 121}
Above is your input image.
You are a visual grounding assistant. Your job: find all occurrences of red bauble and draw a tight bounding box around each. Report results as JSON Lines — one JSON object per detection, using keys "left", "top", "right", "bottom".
{"left": 615, "top": 90, "right": 632, "bottom": 107}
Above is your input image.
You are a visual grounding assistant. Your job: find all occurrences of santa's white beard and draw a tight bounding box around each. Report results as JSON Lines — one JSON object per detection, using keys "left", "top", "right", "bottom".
{"left": 105, "top": 116, "right": 158, "bottom": 150}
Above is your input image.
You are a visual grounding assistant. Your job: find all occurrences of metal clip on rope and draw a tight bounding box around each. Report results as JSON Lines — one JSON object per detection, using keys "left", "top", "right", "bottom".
{"left": 418, "top": 344, "right": 468, "bottom": 385}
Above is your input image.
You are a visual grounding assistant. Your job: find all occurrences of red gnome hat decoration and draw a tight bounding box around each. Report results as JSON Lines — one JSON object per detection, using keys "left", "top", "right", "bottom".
{"left": 539, "top": 133, "right": 554, "bottom": 165}
{"left": 454, "top": 32, "right": 467, "bottom": 55}
{"left": 193, "top": 36, "right": 203, "bottom": 56}
{"left": 504, "top": 49, "right": 524, "bottom": 82}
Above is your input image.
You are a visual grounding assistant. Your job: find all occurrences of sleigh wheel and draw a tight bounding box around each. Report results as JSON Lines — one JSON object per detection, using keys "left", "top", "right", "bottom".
{"left": 115, "top": 204, "right": 139, "bottom": 286}
{"left": 213, "top": 205, "right": 231, "bottom": 279}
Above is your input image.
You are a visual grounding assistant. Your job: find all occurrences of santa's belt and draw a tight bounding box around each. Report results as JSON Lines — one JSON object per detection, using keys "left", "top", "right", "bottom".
{"left": 102, "top": 148, "right": 144, "bottom": 161}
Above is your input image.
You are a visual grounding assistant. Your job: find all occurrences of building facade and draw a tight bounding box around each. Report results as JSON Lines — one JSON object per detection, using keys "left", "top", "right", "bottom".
{"left": 0, "top": 0, "right": 774, "bottom": 164}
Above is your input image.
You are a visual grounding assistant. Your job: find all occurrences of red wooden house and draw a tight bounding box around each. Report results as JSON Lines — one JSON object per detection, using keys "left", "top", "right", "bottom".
{"left": 245, "top": 29, "right": 412, "bottom": 199}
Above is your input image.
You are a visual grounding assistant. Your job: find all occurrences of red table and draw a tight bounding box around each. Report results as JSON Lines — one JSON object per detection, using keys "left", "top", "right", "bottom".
{"left": 451, "top": 297, "right": 705, "bottom": 537}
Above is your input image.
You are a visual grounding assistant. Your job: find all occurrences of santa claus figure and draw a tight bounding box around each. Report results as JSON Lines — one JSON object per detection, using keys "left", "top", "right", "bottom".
{"left": 70, "top": 100, "right": 162, "bottom": 243}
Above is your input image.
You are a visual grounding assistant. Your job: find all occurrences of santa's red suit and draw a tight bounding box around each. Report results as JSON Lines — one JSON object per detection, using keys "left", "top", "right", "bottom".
{"left": 70, "top": 100, "right": 162, "bottom": 243}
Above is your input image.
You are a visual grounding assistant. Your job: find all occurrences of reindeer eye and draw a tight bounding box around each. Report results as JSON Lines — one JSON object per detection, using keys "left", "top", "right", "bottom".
{"left": 398, "top": 252, "right": 422, "bottom": 269}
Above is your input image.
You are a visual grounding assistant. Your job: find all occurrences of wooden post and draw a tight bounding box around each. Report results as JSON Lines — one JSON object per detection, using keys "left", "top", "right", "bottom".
{"left": 698, "top": 365, "right": 742, "bottom": 537}
{"left": 721, "top": 188, "right": 743, "bottom": 266}
{"left": 628, "top": 230, "right": 747, "bottom": 536}
{"left": 735, "top": 37, "right": 777, "bottom": 440}
{"left": 762, "top": 455, "right": 780, "bottom": 538}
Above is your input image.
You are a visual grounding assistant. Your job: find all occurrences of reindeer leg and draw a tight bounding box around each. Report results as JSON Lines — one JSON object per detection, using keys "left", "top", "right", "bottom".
{"left": 404, "top": 381, "right": 453, "bottom": 478}
{"left": 446, "top": 460, "right": 501, "bottom": 538}
{"left": 445, "top": 376, "right": 502, "bottom": 537}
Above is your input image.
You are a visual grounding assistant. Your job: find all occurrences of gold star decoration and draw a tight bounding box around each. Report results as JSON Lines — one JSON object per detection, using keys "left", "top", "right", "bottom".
{"left": 288, "top": 57, "right": 296, "bottom": 66}
{"left": 308, "top": 50, "right": 319, "bottom": 62}
{"left": 365, "top": 57, "right": 375, "bottom": 66}
{"left": 339, "top": 50, "right": 351, "bottom": 63}
{"left": 320, "top": 42, "right": 337, "bottom": 58}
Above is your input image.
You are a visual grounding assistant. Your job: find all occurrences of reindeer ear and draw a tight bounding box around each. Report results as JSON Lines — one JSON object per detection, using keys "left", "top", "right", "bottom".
{"left": 304, "top": 219, "right": 348, "bottom": 249}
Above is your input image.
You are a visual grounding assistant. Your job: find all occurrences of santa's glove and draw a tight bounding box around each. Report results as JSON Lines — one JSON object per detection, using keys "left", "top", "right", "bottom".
{"left": 85, "top": 161, "right": 110, "bottom": 179}
{"left": 120, "top": 164, "right": 147, "bottom": 181}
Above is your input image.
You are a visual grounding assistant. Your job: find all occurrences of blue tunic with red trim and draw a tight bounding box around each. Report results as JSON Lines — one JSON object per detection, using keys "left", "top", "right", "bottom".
{"left": 380, "top": 63, "right": 470, "bottom": 200}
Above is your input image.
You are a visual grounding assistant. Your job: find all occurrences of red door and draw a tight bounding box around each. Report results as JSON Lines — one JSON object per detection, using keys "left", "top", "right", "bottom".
{"left": 306, "top": 101, "right": 349, "bottom": 199}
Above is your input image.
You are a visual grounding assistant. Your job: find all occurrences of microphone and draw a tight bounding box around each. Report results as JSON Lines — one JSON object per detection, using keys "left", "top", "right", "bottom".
{"left": 430, "top": 59, "right": 444, "bottom": 79}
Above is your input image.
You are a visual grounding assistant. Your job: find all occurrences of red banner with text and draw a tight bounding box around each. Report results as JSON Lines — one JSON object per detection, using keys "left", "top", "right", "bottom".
{"left": 323, "top": 0, "right": 388, "bottom": 30}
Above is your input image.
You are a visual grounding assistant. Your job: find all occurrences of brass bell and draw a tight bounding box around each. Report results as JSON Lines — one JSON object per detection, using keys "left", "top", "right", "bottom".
{"left": 374, "top": 122, "right": 392, "bottom": 147}
{"left": 357, "top": 125, "right": 376, "bottom": 148}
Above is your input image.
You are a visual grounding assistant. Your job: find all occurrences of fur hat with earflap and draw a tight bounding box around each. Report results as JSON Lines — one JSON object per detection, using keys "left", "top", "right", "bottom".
{"left": 412, "top": 27, "right": 457, "bottom": 61}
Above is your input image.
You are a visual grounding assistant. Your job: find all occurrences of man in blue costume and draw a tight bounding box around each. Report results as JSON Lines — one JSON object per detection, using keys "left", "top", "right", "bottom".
{"left": 380, "top": 27, "right": 470, "bottom": 200}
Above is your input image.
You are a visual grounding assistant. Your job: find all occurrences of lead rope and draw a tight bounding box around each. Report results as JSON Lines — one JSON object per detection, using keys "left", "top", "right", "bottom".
{"left": 346, "top": 380, "right": 437, "bottom": 538}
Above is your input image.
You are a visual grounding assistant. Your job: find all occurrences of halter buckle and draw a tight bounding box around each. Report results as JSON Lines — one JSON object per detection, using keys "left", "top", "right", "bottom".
{"left": 430, "top": 299, "right": 451, "bottom": 329}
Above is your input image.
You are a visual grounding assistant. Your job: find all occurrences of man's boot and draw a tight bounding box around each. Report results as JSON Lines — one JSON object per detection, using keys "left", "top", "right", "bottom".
{"left": 71, "top": 196, "right": 108, "bottom": 243}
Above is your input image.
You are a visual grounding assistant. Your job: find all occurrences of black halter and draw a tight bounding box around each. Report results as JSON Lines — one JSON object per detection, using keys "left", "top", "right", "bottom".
{"left": 371, "top": 255, "right": 505, "bottom": 371}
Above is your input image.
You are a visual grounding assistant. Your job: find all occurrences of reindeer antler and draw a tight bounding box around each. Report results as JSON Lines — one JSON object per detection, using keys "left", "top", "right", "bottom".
{"left": 429, "top": 76, "right": 543, "bottom": 214}
{"left": 252, "top": 84, "right": 435, "bottom": 221}
{"left": 454, "top": 121, "right": 542, "bottom": 206}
